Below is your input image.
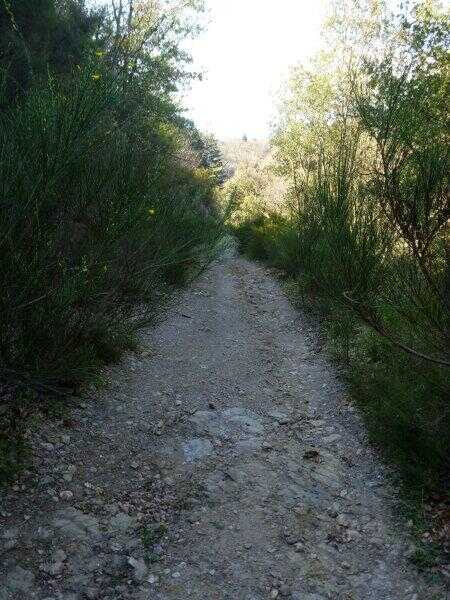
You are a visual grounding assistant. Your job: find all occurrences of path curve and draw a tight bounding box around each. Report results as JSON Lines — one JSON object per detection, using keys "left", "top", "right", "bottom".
{"left": 0, "top": 254, "right": 444, "bottom": 599}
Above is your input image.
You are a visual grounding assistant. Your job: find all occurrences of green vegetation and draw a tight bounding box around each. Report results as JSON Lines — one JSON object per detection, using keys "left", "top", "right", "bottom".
{"left": 226, "top": 0, "right": 449, "bottom": 507}
{"left": 0, "top": 0, "right": 225, "bottom": 478}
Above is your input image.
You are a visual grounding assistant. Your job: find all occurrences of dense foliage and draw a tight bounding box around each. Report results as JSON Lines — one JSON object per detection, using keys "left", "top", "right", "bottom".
{"left": 0, "top": 1, "right": 224, "bottom": 422}
{"left": 227, "top": 0, "right": 449, "bottom": 500}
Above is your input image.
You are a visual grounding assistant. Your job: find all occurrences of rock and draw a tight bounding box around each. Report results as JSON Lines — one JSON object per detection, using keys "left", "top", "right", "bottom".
{"left": 110, "top": 542, "right": 123, "bottom": 553}
{"left": 284, "top": 533, "right": 301, "bottom": 545}
{"left": 323, "top": 434, "right": 341, "bottom": 444}
{"left": 191, "top": 407, "right": 265, "bottom": 438}
{"left": 182, "top": 438, "right": 214, "bottom": 462}
{"left": 127, "top": 557, "right": 147, "bottom": 582}
{"left": 187, "top": 512, "right": 203, "bottom": 524}
{"left": 43, "top": 561, "right": 64, "bottom": 575}
{"left": 147, "top": 574, "right": 158, "bottom": 584}
{"left": 270, "top": 590, "right": 279, "bottom": 599}
{"left": 279, "top": 584, "right": 290, "bottom": 597}
{"left": 6, "top": 566, "right": 35, "bottom": 593}
{"left": 327, "top": 502, "right": 340, "bottom": 518}
{"left": 303, "top": 449, "right": 320, "bottom": 460}
{"left": 152, "top": 543, "right": 164, "bottom": 555}
{"left": 53, "top": 549, "right": 67, "bottom": 562}
{"left": 41, "top": 442, "right": 55, "bottom": 451}
{"left": 2, "top": 527, "right": 18, "bottom": 539}
{"left": 53, "top": 507, "right": 100, "bottom": 540}
{"left": 59, "top": 490, "right": 74, "bottom": 501}
{"left": 268, "top": 410, "right": 291, "bottom": 425}
{"left": 223, "top": 407, "right": 264, "bottom": 434}
{"left": 293, "top": 504, "right": 309, "bottom": 517}
{"left": 336, "top": 514, "right": 350, "bottom": 528}
{"left": 110, "top": 512, "right": 135, "bottom": 533}
{"left": 344, "top": 528, "right": 360, "bottom": 542}
{"left": 104, "top": 554, "right": 127, "bottom": 575}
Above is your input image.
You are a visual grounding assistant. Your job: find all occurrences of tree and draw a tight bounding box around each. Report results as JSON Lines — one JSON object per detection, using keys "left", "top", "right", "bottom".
{"left": 272, "top": 0, "right": 449, "bottom": 365}
{"left": 0, "top": 0, "right": 101, "bottom": 104}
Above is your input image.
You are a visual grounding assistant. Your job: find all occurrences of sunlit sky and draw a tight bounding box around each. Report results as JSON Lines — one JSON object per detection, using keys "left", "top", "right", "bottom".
{"left": 182, "top": 1, "right": 328, "bottom": 140}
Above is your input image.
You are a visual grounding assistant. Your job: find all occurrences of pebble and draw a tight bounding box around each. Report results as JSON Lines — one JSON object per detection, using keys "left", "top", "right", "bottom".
{"left": 41, "top": 442, "right": 55, "bottom": 451}
{"left": 2, "top": 527, "right": 18, "bottom": 539}
{"left": 284, "top": 533, "right": 301, "bottom": 545}
{"left": 43, "top": 561, "right": 64, "bottom": 575}
{"left": 336, "top": 514, "right": 350, "bottom": 528}
{"left": 127, "top": 557, "right": 147, "bottom": 582}
{"left": 52, "top": 549, "right": 67, "bottom": 562}
{"left": 323, "top": 434, "right": 341, "bottom": 444}
{"left": 59, "top": 490, "right": 74, "bottom": 500}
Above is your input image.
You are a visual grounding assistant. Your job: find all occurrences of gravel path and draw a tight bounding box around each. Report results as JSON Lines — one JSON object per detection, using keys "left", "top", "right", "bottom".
{"left": 0, "top": 253, "right": 446, "bottom": 600}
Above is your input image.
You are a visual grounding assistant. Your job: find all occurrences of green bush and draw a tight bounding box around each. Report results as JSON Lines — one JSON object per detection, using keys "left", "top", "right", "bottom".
{"left": 234, "top": 213, "right": 301, "bottom": 275}
{"left": 0, "top": 66, "right": 223, "bottom": 392}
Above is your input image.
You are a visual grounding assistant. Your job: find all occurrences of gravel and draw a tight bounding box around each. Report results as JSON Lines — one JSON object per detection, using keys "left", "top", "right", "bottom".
{"left": 0, "top": 253, "right": 445, "bottom": 599}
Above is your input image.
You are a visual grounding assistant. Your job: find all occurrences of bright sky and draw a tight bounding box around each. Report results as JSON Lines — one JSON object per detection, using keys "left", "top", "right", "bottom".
{"left": 182, "top": 0, "right": 328, "bottom": 140}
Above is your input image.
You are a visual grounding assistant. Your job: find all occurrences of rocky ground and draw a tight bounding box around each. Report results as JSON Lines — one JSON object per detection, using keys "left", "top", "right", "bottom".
{"left": 0, "top": 254, "right": 447, "bottom": 599}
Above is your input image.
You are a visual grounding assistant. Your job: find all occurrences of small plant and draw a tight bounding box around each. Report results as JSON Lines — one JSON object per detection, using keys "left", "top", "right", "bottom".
{"left": 141, "top": 522, "right": 168, "bottom": 549}
{"left": 141, "top": 522, "right": 168, "bottom": 562}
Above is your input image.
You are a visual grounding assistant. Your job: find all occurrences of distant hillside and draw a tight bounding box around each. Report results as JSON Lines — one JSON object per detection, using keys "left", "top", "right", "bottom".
{"left": 219, "top": 138, "right": 270, "bottom": 176}
{"left": 219, "top": 137, "right": 288, "bottom": 213}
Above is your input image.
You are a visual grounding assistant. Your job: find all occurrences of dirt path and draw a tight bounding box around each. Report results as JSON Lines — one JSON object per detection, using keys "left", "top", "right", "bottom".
{"left": 0, "top": 254, "right": 445, "bottom": 600}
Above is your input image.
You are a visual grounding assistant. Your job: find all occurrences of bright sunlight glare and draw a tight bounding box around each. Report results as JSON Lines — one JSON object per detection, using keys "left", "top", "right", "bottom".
{"left": 182, "top": 0, "right": 328, "bottom": 141}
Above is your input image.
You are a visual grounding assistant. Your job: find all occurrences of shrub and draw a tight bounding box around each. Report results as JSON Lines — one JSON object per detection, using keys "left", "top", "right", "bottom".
{"left": 0, "top": 65, "right": 223, "bottom": 393}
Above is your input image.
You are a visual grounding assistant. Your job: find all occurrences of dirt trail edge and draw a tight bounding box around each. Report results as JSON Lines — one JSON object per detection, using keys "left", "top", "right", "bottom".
{"left": 0, "top": 254, "right": 445, "bottom": 600}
